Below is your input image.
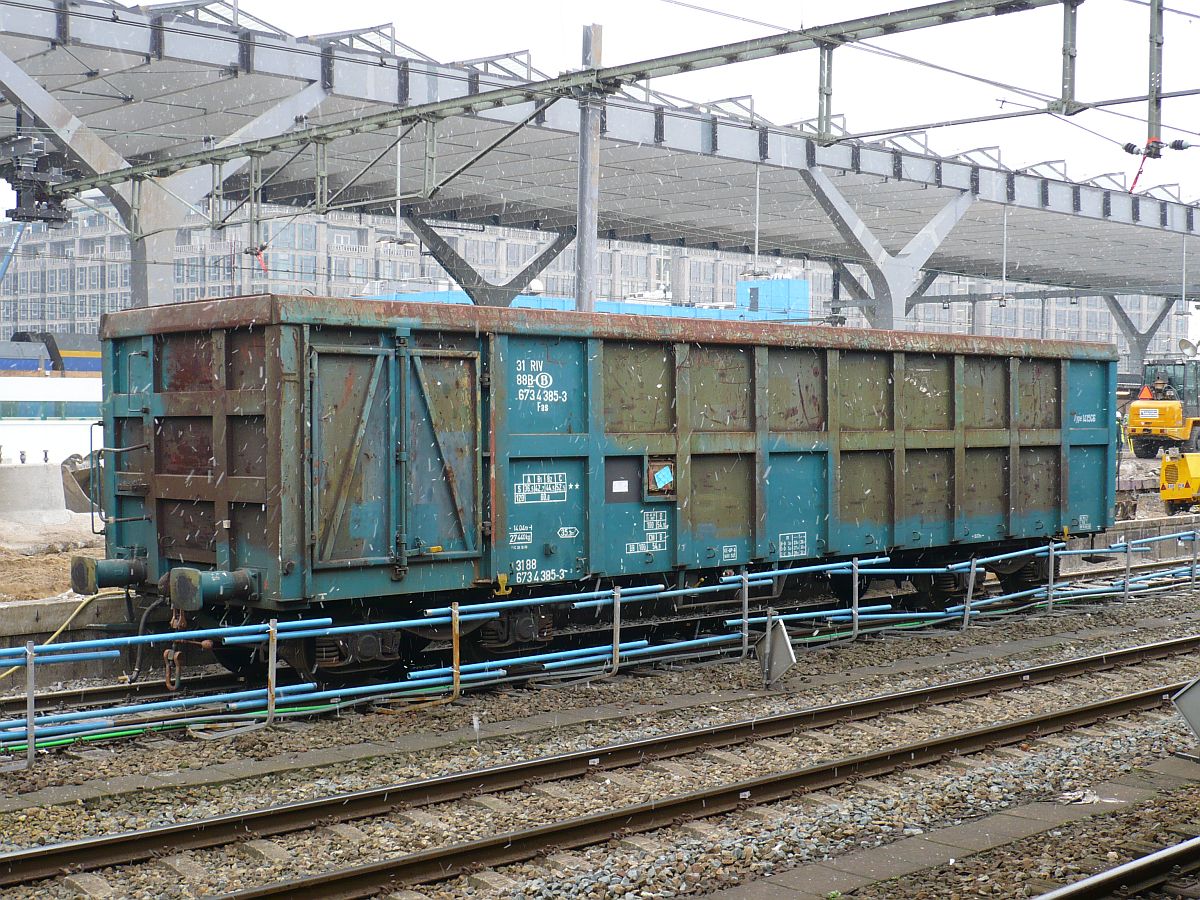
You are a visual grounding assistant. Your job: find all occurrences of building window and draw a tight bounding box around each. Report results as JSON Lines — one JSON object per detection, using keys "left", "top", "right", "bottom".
{"left": 297, "top": 255, "right": 317, "bottom": 282}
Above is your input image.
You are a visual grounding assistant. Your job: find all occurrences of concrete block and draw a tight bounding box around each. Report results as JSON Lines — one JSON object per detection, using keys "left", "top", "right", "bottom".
{"left": 739, "top": 806, "right": 789, "bottom": 825}
{"left": 466, "top": 869, "right": 515, "bottom": 891}
{"left": 62, "top": 874, "right": 117, "bottom": 898}
{"left": 464, "top": 795, "right": 513, "bottom": 813}
{"left": 322, "top": 823, "right": 368, "bottom": 843}
{"left": 242, "top": 839, "right": 292, "bottom": 863}
{"left": 396, "top": 809, "right": 445, "bottom": 829}
{"left": 704, "top": 749, "right": 749, "bottom": 766}
{"left": 157, "top": 854, "right": 209, "bottom": 881}
{"left": 544, "top": 852, "right": 588, "bottom": 873}
{"left": 618, "top": 834, "right": 660, "bottom": 854}
{"left": 588, "top": 770, "right": 639, "bottom": 790}
{"left": 679, "top": 821, "right": 725, "bottom": 841}
{"left": 530, "top": 783, "right": 577, "bottom": 801}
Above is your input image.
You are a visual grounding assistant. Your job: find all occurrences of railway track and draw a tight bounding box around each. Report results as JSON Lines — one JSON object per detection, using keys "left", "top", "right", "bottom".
{"left": 220, "top": 681, "right": 1190, "bottom": 898}
{"left": 2, "top": 633, "right": 1197, "bottom": 893}
{"left": 1036, "top": 833, "right": 1200, "bottom": 898}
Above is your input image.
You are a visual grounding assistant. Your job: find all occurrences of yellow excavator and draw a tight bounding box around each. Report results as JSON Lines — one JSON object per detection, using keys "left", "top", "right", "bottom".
{"left": 1126, "top": 344, "right": 1200, "bottom": 458}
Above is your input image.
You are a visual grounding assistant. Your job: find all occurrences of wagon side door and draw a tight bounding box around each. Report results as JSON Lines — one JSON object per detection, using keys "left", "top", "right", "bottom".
{"left": 404, "top": 348, "right": 483, "bottom": 561}
{"left": 308, "top": 340, "right": 400, "bottom": 570}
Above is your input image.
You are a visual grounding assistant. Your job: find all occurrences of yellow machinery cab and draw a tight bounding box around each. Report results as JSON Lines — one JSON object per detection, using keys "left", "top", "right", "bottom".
{"left": 1161, "top": 450, "right": 1200, "bottom": 514}
{"left": 1128, "top": 358, "right": 1200, "bottom": 458}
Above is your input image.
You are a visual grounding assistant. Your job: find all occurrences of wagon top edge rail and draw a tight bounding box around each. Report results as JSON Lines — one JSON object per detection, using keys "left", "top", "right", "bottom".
{"left": 98, "top": 293, "right": 1119, "bottom": 362}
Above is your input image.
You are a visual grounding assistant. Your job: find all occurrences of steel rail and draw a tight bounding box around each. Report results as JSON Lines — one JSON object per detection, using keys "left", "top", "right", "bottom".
{"left": 1035, "top": 834, "right": 1200, "bottom": 899}
{"left": 1, "top": 633, "right": 1196, "bottom": 889}
{"left": 221, "top": 681, "right": 1187, "bottom": 899}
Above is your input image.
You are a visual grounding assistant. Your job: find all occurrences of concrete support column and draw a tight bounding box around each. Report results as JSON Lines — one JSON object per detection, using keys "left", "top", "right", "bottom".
{"left": 575, "top": 24, "right": 603, "bottom": 313}
{"left": 670, "top": 249, "right": 690, "bottom": 306}
{"left": 799, "top": 167, "right": 973, "bottom": 328}
{"left": 128, "top": 182, "right": 186, "bottom": 308}
{"left": 1103, "top": 294, "right": 1177, "bottom": 372}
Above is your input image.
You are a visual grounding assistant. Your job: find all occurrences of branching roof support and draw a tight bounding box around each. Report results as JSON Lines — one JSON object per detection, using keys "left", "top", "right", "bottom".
{"left": 1104, "top": 293, "right": 1175, "bottom": 371}
{"left": 404, "top": 215, "right": 576, "bottom": 307}
{"left": 800, "top": 167, "right": 973, "bottom": 328}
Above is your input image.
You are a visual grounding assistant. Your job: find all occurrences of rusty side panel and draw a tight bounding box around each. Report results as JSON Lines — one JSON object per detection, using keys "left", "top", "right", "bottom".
{"left": 963, "top": 357, "right": 1009, "bottom": 428}
{"left": 310, "top": 343, "right": 393, "bottom": 564}
{"left": 408, "top": 352, "right": 481, "bottom": 554}
{"left": 154, "top": 417, "right": 213, "bottom": 476}
{"left": 602, "top": 341, "right": 675, "bottom": 433}
{"left": 1018, "top": 447, "right": 1060, "bottom": 515}
{"left": 688, "top": 346, "right": 753, "bottom": 432}
{"left": 1017, "top": 359, "right": 1061, "bottom": 429}
{"left": 767, "top": 348, "right": 826, "bottom": 431}
{"left": 158, "top": 498, "right": 216, "bottom": 557}
{"left": 225, "top": 327, "right": 267, "bottom": 391}
{"left": 690, "top": 453, "right": 753, "bottom": 549}
{"left": 962, "top": 448, "right": 1009, "bottom": 535}
{"left": 840, "top": 352, "right": 893, "bottom": 431}
{"left": 902, "top": 354, "right": 952, "bottom": 431}
{"left": 154, "top": 332, "right": 216, "bottom": 392}
{"left": 839, "top": 451, "right": 893, "bottom": 549}
{"left": 227, "top": 415, "right": 267, "bottom": 478}
{"left": 903, "top": 449, "right": 953, "bottom": 545}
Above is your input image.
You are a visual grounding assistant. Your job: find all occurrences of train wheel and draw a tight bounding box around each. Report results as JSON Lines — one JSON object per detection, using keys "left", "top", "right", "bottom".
{"left": 827, "top": 572, "right": 872, "bottom": 606}
{"left": 990, "top": 555, "right": 1056, "bottom": 596}
{"left": 907, "top": 572, "right": 967, "bottom": 611}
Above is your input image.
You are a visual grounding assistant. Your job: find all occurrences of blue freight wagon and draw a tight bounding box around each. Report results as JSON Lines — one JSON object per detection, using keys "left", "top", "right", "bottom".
{"left": 75, "top": 295, "right": 1117, "bottom": 674}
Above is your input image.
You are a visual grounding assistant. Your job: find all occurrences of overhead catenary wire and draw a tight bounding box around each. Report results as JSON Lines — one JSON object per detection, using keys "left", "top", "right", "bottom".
{"left": 656, "top": 0, "right": 1200, "bottom": 141}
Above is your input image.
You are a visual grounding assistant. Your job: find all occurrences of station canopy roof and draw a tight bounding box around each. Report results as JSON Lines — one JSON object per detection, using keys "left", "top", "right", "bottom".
{"left": 0, "top": 0, "right": 1197, "bottom": 298}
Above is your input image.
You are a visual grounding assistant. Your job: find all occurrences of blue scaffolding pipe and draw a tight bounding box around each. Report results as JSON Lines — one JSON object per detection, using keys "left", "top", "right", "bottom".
{"left": 944, "top": 585, "right": 1047, "bottom": 613}
{"left": 2, "top": 650, "right": 122, "bottom": 666}
{"left": 718, "top": 557, "right": 892, "bottom": 584}
{"left": 946, "top": 544, "right": 1065, "bottom": 571}
{"left": 408, "top": 640, "right": 651, "bottom": 679}
{"left": 1128, "top": 530, "right": 1199, "bottom": 546}
{"left": 539, "top": 633, "right": 744, "bottom": 671}
{"left": 0, "top": 617, "right": 335, "bottom": 659}
{"left": 827, "top": 568, "right": 949, "bottom": 576}
{"left": 572, "top": 579, "right": 775, "bottom": 610}
{"left": 1124, "top": 565, "right": 1196, "bottom": 583}
{"left": 219, "top": 613, "right": 500, "bottom": 647}
{"left": 225, "top": 669, "right": 504, "bottom": 712}
{"left": 0, "top": 682, "right": 317, "bottom": 732}
{"left": 828, "top": 611, "right": 961, "bottom": 622}
{"left": 1053, "top": 582, "right": 1165, "bottom": 599}
{"left": 723, "top": 604, "right": 893, "bottom": 627}
{"left": 423, "top": 584, "right": 667, "bottom": 618}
